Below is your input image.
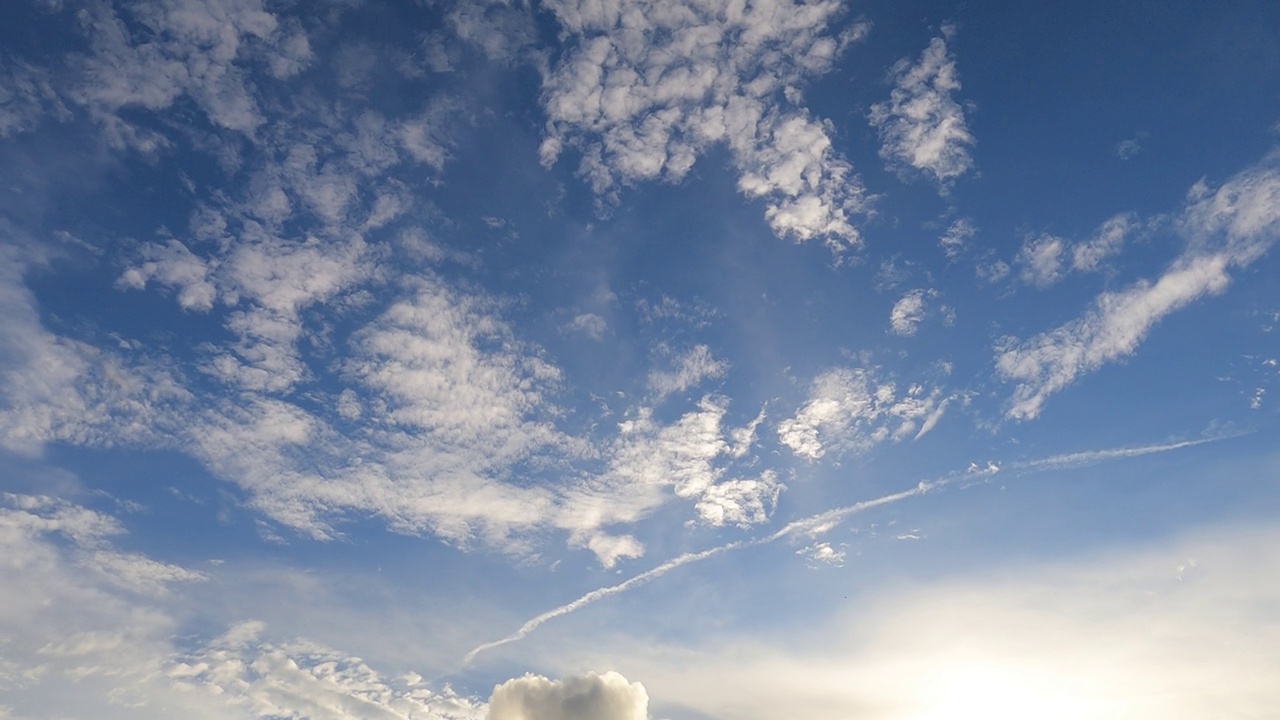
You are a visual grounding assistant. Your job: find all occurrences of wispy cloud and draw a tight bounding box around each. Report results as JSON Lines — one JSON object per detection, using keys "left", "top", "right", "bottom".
{"left": 997, "top": 154, "right": 1280, "bottom": 419}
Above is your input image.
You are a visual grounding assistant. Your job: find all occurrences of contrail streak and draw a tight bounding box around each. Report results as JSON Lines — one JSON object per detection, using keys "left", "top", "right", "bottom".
{"left": 462, "top": 432, "right": 1242, "bottom": 666}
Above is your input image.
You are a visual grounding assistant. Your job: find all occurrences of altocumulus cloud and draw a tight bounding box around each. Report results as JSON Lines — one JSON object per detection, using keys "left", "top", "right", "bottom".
{"left": 489, "top": 671, "right": 648, "bottom": 720}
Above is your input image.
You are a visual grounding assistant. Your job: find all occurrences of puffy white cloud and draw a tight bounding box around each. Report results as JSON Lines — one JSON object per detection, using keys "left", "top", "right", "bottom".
{"left": 1016, "top": 234, "right": 1066, "bottom": 287}
{"left": 997, "top": 154, "right": 1280, "bottom": 419}
{"left": 870, "top": 32, "right": 974, "bottom": 185}
{"left": 778, "top": 368, "right": 946, "bottom": 460}
{"left": 538, "top": 0, "right": 871, "bottom": 252}
{"left": 888, "top": 288, "right": 937, "bottom": 336}
{"left": 796, "top": 541, "right": 845, "bottom": 567}
{"left": 488, "top": 671, "right": 648, "bottom": 720}
{"left": 693, "top": 470, "right": 783, "bottom": 528}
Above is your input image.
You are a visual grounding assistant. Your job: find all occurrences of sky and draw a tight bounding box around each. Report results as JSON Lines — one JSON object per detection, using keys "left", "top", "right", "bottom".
{"left": 1, "top": 0, "right": 1279, "bottom": 718}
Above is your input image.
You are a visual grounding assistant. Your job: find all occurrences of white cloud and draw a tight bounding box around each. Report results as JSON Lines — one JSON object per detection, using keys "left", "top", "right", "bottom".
{"left": 888, "top": 288, "right": 937, "bottom": 336}
{"left": 1016, "top": 234, "right": 1066, "bottom": 287}
{"left": 1071, "top": 213, "right": 1137, "bottom": 272}
{"left": 538, "top": 0, "right": 871, "bottom": 252}
{"left": 647, "top": 344, "right": 728, "bottom": 398}
{"left": 997, "top": 154, "right": 1280, "bottom": 419}
{"left": 796, "top": 540, "right": 845, "bottom": 567}
{"left": 1116, "top": 133, "right": 1146, "bottom": 160}
{"left": 870, "top": 32, "right": 974, "bottom": 185}
{"left": 693, "top": 470, "right": 783, "bottom": 528}
{"left": 976, "top": 257, "right": 1010, "bottom": 283}
{"left": 0, "top": 493, "right": 487, "bottom": 719}
{"left": 0, "top": 245, "right": 190, "bottom": 457}
{"left": 0, "top": 61, "right": 67, "bottom": 138}
{"left": 69, "top": 0, "right": 288, "bottom": 138}
{"left": 939, "top": 217, "right": 975, "bottom": 258}
{"left": 778, "top": 368, "right": 946, "bottom": 460}
{"left": 563, "top": 313, "right": 607, "bottom": 340}
{"left": 488, "top": 671, "right": 648, "bottom": 720}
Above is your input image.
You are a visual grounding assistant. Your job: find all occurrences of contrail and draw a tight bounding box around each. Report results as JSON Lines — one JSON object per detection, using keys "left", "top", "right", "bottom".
{"left": 462, "top": 540, "right": 750, "bottom": 666}
{"left": 461, "top": 472, "right": 982, "bottom": 667}
{"left": 462, "top": 432, "right": 1241, "bottom": 665}
{"left": 1011, "top": 435, "right": 1235, "bottom": 472}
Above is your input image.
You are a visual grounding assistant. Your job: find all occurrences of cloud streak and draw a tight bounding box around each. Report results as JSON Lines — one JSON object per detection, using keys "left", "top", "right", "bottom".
{"left": 461, "top": 433, "right": 1232, "bottom": 664}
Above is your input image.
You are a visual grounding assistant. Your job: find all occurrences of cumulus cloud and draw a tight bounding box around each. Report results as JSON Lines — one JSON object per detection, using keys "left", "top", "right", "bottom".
{"left": 997, "top": 154, "right": 1280, "bottom": 419}
{"left": 1016, "top": 234, "right": 1067, "bottom": 287}
{"left": 888, "top": 288, "right": 938, "bottom": 336}
{"left": 870, "top": 32, "right": 974, "bottom": 185}
{"left": 778, "top": 367, "right": 947, "bottom": 460}
{"left": 538, "top": 0, "right": 871, "bottom": 252}
{"left": 488, "top": 671, "right": 648, "bottom": 720}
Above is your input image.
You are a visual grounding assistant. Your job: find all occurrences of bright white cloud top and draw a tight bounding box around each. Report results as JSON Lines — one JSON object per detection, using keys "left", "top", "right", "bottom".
{"left": 1, "top": 1, "right": 1278, "bottom": 718}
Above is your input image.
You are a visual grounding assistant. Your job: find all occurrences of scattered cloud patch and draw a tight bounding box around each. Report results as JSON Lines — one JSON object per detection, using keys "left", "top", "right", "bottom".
{"left": 939, "top": 217, "right": 976, "bottom": 258}
{"left": 889, "top": 288, "right": 938, "bottom": 336}
{"left": 538, "top": 0, "right": 872, "bottom": 252}
{"left": 564, "top": 313, "right": 607, "bottom": 341}
{"left": 647, "top": 344, "right": 728, "bottom": 399}
{"left": 778, "top": 368, "right": 947, "bottom": 460}
{"left": 870, "top": 32, "right": 974, "bottom": 186}
{"left": 997, "top": 155, "right": 1280, "bottom": 419}
{"left": 797, "top": 541, "right": 845, "bottom": 567}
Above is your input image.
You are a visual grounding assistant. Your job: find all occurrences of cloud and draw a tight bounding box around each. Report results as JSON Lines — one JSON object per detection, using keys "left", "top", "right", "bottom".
{"left": 888, "top": 288, "right": 938, "bottom": 336}
{"left": 0, "top": 492, "right": 487, "bottom": 719}
{"left": 1012, "top": 214, "right": 1141, "bottom": 288}
{"left": 796, "top": 541, "right": 845, "bottom": 567}
{"left": 489, "top": 671, "right": 647, "bottom": 720}
{"left": 778, "top": 367, "right": 946, "bottom": 460}
{"left": 1071, "top": 213, "right": 1138, "bottom": 272}
{"left": 1016, "top": 234, "right": 1066, "bottom": 287}
{"left": 938, "top": 217, "right": 975, "bottom": 258}
{"left": 464, "top": 435, "right": 1206, "bottom": 664}
{"left": 646, "top": 344, "right": 728, "bottom": 398}
{"left": 997, "top": 153, "right": 1280, "bottom": 419}
{"left": 870, "top": 32, "right": 974, "bottom": 185}
{"left": 563, "top": 313, "right": 607, "bottom": 340}
{"left": 0, "top": 244, "right": 190, "bottom": 457}
{"left": 67, "top": 0, "right": 290, "bottom": 139}
{"left": 537, "top": 0, "right": 871, "bottom": 252}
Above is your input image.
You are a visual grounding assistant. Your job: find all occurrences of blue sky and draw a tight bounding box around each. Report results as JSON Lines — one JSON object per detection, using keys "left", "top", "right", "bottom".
{"left": 1, "top": 0, "right": 1279, "bottom": 718}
